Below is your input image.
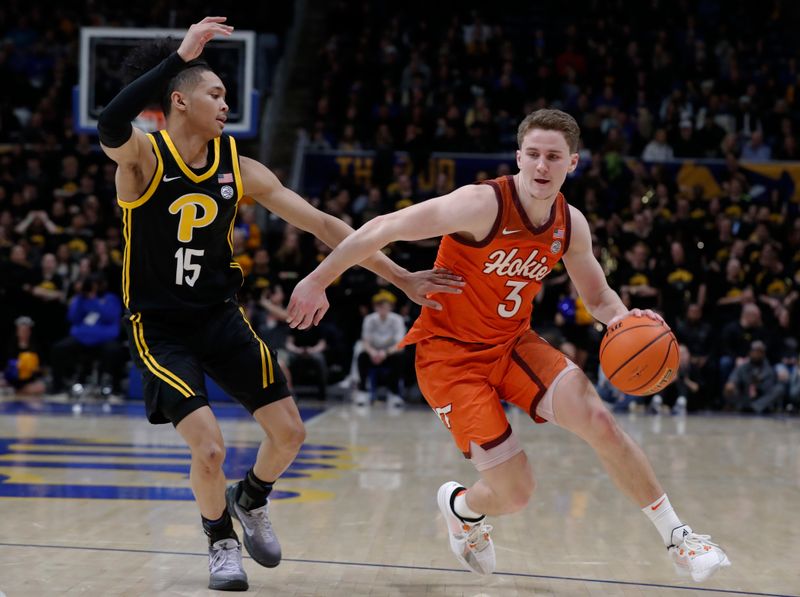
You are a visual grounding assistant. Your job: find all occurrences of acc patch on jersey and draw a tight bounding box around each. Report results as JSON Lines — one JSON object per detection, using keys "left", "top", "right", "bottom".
{"left": 550, "top": 240, "right": 562, "bottom": 254}
{"left": 220, "top": 185, "right": 235, "bottom": 200}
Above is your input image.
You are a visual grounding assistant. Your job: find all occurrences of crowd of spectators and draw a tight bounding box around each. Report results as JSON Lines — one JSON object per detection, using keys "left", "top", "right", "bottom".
{"left": 0, "top": 2, "right": 799, "bottom": 414}
{"left": 310, "top": 0, "right": 800, "bottom": 162}
{"left": 299, "top": 0, "right": 800, "bottom": 413}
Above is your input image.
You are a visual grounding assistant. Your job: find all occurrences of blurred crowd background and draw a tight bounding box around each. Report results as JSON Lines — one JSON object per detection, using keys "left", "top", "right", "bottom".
{"left": 1, "top": 0, "right": 798, "bottom": 414}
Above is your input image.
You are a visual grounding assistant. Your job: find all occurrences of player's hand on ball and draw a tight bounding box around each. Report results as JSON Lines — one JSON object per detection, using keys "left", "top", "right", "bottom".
{"left": 608, "top": 308, "right": 665, "bottom": 328}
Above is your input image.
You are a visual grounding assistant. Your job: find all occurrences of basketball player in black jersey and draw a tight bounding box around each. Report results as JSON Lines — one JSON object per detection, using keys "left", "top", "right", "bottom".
{"left": 97, "top": 17, "right": 463, "bottom": 591}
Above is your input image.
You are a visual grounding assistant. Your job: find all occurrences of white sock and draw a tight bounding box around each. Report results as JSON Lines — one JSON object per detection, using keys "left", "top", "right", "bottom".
{"left": 453, "top": 489, "right": 483, "bottom": 521}
{"left": 642, "top": 493, "right": 684, "bottom": 546}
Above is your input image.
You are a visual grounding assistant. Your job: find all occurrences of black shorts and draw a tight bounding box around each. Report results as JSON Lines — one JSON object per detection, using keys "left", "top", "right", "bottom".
{"left": 124, "top": 300, "right": 291, "bottom": 425}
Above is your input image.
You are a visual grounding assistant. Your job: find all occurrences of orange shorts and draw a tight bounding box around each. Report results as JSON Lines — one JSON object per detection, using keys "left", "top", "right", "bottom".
{"left": 415, "top": 330, "right": 570, "bottom": 458}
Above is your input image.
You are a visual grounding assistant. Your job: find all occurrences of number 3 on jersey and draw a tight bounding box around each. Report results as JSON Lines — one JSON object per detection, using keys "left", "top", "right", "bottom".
{"left": 175, "top": 247, "right": 204, "bottom": 287}
{"left": 498, "top": 280, "right": 529, "bottom": 318}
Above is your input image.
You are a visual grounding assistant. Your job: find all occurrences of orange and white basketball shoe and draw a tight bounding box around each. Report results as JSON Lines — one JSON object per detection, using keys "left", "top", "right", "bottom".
{"left": 668, "top": 525, "right": 731, "bottom": 582}
{"left": 437, "top": 481, "right": 496, "bottom": 575}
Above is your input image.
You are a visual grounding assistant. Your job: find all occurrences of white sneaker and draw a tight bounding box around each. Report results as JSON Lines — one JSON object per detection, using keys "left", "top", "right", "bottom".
{"left": 650, "top": 394, "right": 663, "bottom": 414}
{"left": 668, "top": 525, "right": 731, "bottom": 582}
{"left": 353, "top": 390, "right": 370, "bottom": 407}
{"left": 387, "top": 392, "right": 405, "bottom": 409}
{"left": 208, "top": 538, "right": 248, "bottom": 591}
{"left": 436, "top": 481, "right": 495, "bottom": 575}
{"left": 673, "top": 396, "right": 688, "bottom": 415}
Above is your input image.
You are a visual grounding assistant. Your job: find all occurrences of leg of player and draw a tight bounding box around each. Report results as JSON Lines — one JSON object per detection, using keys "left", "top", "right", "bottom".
{"left": 552, "top": 370, "right": 731, "bottom": 582}
{"left": 176, "top": 407, "right": 247, "bottom": 591}
{"left": 458, "top": 451, "right": 535, "bottom": 515}
{"left": 226, "top": 396, "right": 306, "bottom": 568}
{"left": 437, "top": 449, "right": 535, "bottom": 575}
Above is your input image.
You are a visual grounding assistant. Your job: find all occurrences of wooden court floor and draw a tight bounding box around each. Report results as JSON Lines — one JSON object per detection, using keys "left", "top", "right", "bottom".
{"left": 0, "top": 399, "right": 797, "bottom": 596}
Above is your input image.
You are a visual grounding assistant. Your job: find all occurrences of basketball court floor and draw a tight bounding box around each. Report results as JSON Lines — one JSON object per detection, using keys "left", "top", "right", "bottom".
{"left": 0, "top": 398, "right": 797, "bottom": 596}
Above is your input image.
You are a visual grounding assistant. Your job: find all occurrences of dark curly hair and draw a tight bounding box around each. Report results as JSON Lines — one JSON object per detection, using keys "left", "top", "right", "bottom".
{"left": 122, "top": 38, "right": 214, "bottom": 116}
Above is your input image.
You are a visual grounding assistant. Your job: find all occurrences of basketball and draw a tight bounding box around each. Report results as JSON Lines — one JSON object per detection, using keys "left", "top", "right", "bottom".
{"left": 599, "top": 314, "right": 680, "bottom": 396}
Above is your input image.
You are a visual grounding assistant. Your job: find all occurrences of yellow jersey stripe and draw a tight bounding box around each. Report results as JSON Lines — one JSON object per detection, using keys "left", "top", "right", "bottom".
{"left": 130, "top": 314, "right": 194, "bottom": 397}
{"left": 161, "top": 130, "right": 220, "bottom": 182}
{"left": 122, "top": 209, "right": 130, "bottom": 307}
{"left": 132, "top": 315, "right": 193, "bottom": 397}
{"left": 230, "top": 136, "right": 244, "bottom": 202}
{"left": 117, "top": 134, "right": 164, "bottom": 208}
{"left": 266, "top": 339, "right": 275, "bottom": 384}
{"left": 238, "top": 307, "right": 273, "bottom": 387}
{"left": 227, "top": 207, "right": 240, "bottom": 267}
{"left": 227, "top": 136, "right": 243, "bottom": 268}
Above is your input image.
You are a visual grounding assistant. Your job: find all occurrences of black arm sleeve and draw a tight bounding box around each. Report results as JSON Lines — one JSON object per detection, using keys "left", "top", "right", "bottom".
{"left": 97, "top": 52, "right": 186, "bottom": 148}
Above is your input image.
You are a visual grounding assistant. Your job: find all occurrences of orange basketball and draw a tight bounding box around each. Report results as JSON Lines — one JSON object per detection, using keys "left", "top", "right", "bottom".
{"left": 599, "top": 314, "right": 680, "bottom": 396}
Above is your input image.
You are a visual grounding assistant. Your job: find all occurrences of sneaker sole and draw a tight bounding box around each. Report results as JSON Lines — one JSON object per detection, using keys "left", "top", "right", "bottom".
{"left": 436, "top": 482, "right": 464, "bottom": 536}
{"left": 673, "top": 551, "right": 731, "bottom": 582}
{"left": 691, "top": 553, "right": 731, "bottom": 582}
{"left": 436, "top": 482, "right": 485, "bottom": 574}
{"left": 208, "top": 578, "right": 249, "bottom": 591}
{"left": 225, "top": 485, "right": 281, "bottom": 568}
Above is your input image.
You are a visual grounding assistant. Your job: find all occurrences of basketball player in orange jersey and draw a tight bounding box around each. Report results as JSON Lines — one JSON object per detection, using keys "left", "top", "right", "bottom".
{"left": 97, "top": 17, "right": 462, "bottom": 591}
{"left": 287, "top": 109, "right": 730, "bottom": 582}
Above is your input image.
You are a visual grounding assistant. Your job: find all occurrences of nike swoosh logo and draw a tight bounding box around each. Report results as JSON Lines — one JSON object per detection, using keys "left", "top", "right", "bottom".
{"left": 502, "top": 228, "right": 520, "bottom": 235}
{"left": 162, "top": 175, "right": 181, "bottom": 182}
{"left": 651, "top": 497, "right": 666, "bottom": 510}
{"left": 241, "top": 521, "right": 255, "bottom": 537}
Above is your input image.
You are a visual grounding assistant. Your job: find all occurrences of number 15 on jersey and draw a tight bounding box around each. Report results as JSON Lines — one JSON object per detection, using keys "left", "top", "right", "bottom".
{"left": 175, "top": 247, "right": 204, "bottom": 287}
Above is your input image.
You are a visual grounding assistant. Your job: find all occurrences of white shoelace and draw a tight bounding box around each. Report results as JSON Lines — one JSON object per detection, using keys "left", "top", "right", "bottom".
{"left": 679, "top": 533, "right": 719, "bottom": 553}
{"left": 210, "top": 540, "right": 243, "bottom": 574}
{"left": 243, "top": 504, "right": 276, "bottom": 540}
{"left": 465, "top": 522, "right": 493, "bottom": 552}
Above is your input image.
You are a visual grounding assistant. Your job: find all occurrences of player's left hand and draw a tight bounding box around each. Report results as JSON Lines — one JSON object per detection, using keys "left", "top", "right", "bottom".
{"left": 286, "top": 276, "right": 329, "bottom": 329}
{"left": 608, "top": 308, "right": 666, "bottom": 328}
{"left": 397, "top": 268, "right": 465, "bottom": 310}
{"left": 178, "top": 17, "right": 234, "bottom": 62}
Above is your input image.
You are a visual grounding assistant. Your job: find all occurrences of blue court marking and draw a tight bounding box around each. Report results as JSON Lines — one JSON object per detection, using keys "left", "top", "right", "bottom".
{"left": 0, "top": 481, "right": 299, "bottom": 500}
{"left": 0, "top": 433, "right": 348, "bottom": 500}
{"left": 1, "top": 437, "right": 342, "bottom": 452}
{"left": 0, "top": 461, "right": 308, "bottom": 475}
{"left": 0, "top": 400, "right": 324, "bottom": 422}
{"left": 0, "top": 542, "right": 792, "bottom": 597}
{"left": 1, "top": 449, "right": 339, "bottom": 465}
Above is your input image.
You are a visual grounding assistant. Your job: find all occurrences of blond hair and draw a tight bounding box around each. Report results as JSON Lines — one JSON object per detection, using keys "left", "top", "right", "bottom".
{"left": 517, "top": 109, "right": 580, "bottom": 152}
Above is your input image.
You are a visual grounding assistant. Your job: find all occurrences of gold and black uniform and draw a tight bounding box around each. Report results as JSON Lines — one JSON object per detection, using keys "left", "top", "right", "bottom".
{"left": 120, "top": 130, "right": 289, "bottom": 425}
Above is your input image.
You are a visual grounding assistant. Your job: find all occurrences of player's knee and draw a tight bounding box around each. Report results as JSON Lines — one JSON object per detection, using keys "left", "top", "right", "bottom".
{"left": 289, "top": 422, "right": 307, "bottom": 450}
{"left": 589, "top": 406, "right": 623, "bottom": 447}
{"left": 276, "top": 419, "right": 306, "bottom": 453}
{"left": 194, "top": 441, "right": 226, "bottom": 473}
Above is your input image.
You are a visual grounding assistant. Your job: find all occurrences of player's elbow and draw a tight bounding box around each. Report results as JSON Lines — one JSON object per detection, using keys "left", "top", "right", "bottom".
{"left": 97, "top": 110, "right": 133, "bottom": 150}
{"left": 366, "top": 212, "right": 408, "bottom": 244}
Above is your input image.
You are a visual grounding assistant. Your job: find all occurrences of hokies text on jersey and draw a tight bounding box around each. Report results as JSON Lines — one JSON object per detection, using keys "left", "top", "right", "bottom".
{"left": 482, "top": 247, "right": 552, "bottom": 282}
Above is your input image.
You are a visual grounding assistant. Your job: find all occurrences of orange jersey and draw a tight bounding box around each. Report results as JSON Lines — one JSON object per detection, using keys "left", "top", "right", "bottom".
{"left": 402, "top": 175, "right": 571, "bottom": 346}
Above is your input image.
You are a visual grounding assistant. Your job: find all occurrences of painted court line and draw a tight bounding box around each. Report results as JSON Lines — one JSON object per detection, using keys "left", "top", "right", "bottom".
{"left": 0, "top": 542, "right": 793, "bottom": 597}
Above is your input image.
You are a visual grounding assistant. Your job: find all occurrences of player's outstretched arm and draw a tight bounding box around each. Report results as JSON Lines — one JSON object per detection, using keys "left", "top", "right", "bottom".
{"left": 97, "top": 17, "right": 232, "bottom": 198}
{"left": 285, "top": 183, "right": 496, "bottom": 329}
{"left": 562, "top": 206, "right": 663, "bottom": 326}
{"left": 241, "top": 156, "right": 465, "bottom": 311}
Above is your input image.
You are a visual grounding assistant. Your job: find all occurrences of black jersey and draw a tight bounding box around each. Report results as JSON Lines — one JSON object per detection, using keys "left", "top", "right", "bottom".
{"left": 119, "top": 130, "right": 244, "bottom": 312}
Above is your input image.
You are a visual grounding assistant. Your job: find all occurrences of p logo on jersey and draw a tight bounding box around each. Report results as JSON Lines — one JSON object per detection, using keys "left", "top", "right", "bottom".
{"left": 169, "top": 194, "right": 219, "bottom": 242}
